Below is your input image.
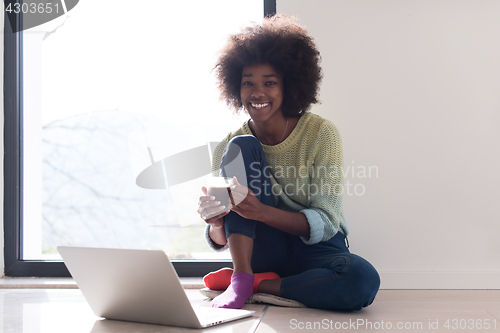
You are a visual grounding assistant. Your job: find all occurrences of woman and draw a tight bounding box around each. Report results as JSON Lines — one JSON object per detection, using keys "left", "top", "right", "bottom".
{"left": 197, "top": 14, "right": 380, "bottom": 311}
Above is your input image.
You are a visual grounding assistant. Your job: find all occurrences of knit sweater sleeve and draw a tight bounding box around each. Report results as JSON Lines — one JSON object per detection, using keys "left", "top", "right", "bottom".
{"left": 299, "top": 121, "right": 346, "bottom": 245}
{"left": 204, "top": 224, "right": 229, "bottom": 252}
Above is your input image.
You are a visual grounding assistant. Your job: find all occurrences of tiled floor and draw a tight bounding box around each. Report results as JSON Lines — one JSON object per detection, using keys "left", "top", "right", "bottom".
{"left": 1, "top": 287, "right": 499, "bottom": 332}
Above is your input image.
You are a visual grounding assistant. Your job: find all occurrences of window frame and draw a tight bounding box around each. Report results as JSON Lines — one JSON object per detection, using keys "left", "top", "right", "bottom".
{"left": 3, "top": 0, "right": 276, "bottom": 277}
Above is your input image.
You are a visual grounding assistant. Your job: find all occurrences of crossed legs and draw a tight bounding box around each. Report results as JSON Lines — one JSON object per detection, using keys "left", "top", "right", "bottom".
{"left": 209, "top": 135, "right": 380, "bottom": 310}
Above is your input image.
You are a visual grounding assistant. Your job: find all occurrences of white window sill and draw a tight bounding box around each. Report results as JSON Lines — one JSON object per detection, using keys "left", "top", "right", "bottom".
{"left": 0, "top": 277, "right": 204, "bottom": 290}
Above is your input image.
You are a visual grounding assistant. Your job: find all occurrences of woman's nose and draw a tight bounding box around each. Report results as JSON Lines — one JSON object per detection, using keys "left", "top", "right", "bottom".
{"left": 251, "top": 85, "right": 265, "bottom": 98}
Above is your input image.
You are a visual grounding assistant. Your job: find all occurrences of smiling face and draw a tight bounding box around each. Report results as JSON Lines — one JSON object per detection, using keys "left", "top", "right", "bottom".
{"left": 240, "top": 63, "right": 284, "bottom": 124}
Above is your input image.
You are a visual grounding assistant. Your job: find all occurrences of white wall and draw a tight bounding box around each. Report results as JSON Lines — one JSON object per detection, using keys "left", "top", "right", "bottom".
{"left": 1, "top": 10, "right": 5, "bottom": 277}
{"left": 279, "top": 0, "right": 500, "bottom": 289}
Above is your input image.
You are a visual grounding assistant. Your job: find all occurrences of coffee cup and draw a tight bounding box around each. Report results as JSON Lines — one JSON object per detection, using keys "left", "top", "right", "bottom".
{"left": 207, "top": 177, "right": 234, "bottom": 208}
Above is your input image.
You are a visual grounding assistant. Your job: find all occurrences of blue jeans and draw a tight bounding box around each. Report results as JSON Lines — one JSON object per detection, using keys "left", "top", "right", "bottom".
{"left": 219, "top": 135, "right": 380, "bottom": 311}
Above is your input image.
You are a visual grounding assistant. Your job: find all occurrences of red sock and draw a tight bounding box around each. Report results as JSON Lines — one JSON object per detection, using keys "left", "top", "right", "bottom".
{"left": 203, "top": 268, "right": 280, "bottom": 293}
{"left": 203, "top": 268, "right": 233, "bottom": 291}
{"left": 252, "top": 271, "right": 280, "bottom": 293}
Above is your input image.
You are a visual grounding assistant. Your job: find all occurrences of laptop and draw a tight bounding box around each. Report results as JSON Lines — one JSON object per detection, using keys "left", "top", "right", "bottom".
{"left": 58, "top": 246, "right": 255, "bottom": 329}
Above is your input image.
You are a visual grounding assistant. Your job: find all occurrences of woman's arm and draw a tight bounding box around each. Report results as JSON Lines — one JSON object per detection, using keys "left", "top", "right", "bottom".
{"left": 258, "top": 205, "right": 310, "bottom": 238}
{"left": 228, "top": 121, "right": 345, "bottom": 243}
{"left": 229, "top": 178, "right": 311, "bottom": 238}
{"left": 297, "top": 122, "right": 346, "bottom": 244}
{"left": 207, "top": 185, "right": 311, "bottom": 243}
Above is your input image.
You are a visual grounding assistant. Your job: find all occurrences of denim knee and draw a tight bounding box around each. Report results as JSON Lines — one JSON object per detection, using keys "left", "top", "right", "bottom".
{"left": 220, "top": 135, "right": 262, "bottom": 181}
{"left": 223, "top": 136, "right": 261, "bottom": 165}
{"left": 335, "top": 255, "right": 380, "bottom": 311}
{"left": 227, "top": 135, "right": 261, "bottom": 153}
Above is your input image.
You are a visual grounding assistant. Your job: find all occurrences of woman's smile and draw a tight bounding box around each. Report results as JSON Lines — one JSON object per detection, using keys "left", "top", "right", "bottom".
{"left": 249, "top": 102, "right": 270, "bottom": 109}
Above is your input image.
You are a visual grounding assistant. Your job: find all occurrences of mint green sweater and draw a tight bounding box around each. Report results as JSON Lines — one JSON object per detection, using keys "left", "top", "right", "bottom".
{"left": 207, "top": 113, "right": 348, "bottom": 249}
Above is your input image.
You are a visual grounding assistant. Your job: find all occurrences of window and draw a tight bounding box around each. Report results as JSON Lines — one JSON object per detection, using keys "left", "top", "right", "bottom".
{"left": 4, "top": 0, "right": 276, "bottom": 277}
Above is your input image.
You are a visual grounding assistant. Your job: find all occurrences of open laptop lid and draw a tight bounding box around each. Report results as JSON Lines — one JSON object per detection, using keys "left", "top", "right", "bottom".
{"left": 57, "top": 246, "right": 254, "bottom": 328}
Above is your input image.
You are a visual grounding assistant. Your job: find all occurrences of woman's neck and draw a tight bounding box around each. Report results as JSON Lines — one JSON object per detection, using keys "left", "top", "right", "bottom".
{"left": 251, "top": 115, "right": 300, "bottom": 146}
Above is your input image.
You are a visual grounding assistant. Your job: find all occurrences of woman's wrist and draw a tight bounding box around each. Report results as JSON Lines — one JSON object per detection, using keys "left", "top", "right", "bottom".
{"left": 257, "top": 203, "right": 272, "bottom": 223}
{"left": 209, "top": 222, "right": 227, "bottom": 246}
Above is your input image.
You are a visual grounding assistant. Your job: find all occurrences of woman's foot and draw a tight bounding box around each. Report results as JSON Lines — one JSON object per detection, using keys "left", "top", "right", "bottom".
{"left": 204, "top": 268, "right": 280, "bottom": 292}
{"left": 211, "top": 272, "right": 254, "bottom": 309}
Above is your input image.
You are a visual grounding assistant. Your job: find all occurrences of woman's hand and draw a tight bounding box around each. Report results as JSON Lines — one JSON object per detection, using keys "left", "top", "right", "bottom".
{"left": 198, "top": 186, "right": 230, "bottom": 228}
{"left": 229, "top": 177, "right": 266, "bottom": 221}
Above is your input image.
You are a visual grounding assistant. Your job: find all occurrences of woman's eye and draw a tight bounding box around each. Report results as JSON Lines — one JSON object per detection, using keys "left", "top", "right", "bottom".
{"left": 242, "top": 81, "right": 252, "bottom": 86}
{"left": 266, "top": 81, "right": 277, "bottom": 86}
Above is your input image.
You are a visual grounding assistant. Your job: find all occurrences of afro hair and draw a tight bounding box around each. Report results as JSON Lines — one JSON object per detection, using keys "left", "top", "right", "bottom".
{"left": 214, "top": 14, "right": 323, "bottom": 117}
